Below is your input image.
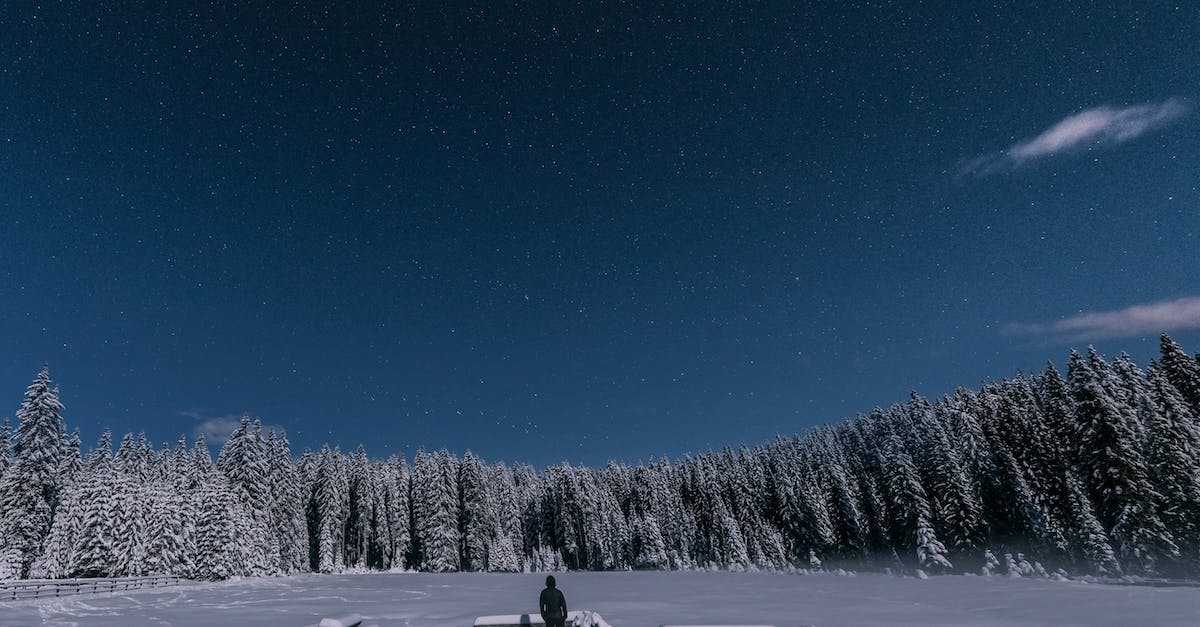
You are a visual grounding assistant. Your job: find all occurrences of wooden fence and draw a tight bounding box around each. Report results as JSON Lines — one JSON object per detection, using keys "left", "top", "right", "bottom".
{"left": 0, "top": 575, "right": 187, "bottom": 601}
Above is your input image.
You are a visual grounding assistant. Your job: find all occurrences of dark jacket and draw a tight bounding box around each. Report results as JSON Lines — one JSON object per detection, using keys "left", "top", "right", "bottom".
{"left": 539, "top": 579, "right": 567, "bottom": 622}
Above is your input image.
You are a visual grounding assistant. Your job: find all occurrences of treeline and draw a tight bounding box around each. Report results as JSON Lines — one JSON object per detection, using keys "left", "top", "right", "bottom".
{"left": 1, "top": 335, "right": 1199, "bottom": 580}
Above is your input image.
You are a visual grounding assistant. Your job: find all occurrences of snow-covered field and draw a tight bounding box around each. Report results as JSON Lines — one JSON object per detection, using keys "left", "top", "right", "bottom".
{"left": 8, "top": 571, "right": 1200, "bottom": 627}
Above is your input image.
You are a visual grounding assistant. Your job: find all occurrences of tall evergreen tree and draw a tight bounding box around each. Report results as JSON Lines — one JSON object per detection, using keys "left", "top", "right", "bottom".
{"left": 0, "top": 366, "right": 68, "bottom": 578}
{"left": 579, "top": 469, "right": 629, "bottom": 570}
{"left": 217, "top": 418, "right": 277, "bottom": 573}
{"left": 193, "top": 471, "right": 249, "bottom": 580}
{"left": 485, "top": 463, "right": 520, "bottom": 571}
{"left": 381, "top": 455, "right": 411, "bottom": 570}
{"left": 70, "top": 440, "right": 120, "bottom": 578}
{"left": 144, "top": 480, "right": 192, "bottom": 576}
{"left": 310, "top": 445, "right": 347, "bottom": 572}
{"left": 342, "top": 445, "right": 373, "bottom": 569}
{"left": 457, "top": 451, "right": 490, "bottom": 571}
{"left": 412, "top": 449, "right": 460, "bottom": 572}
{"left": 1071, "top": 348, "right": 1178, "bottom": 574}
{"left": 267, "top": 432, "right": 308, "bottom": 573}
{"left": 60, "top": 429, "right": 82, "bottom": 486}
{"left": 1160, "top": 334, "right": 1200, "bottom": 411}
{"left": 912, "top": 396, "right": 982, "bottom": 553}
{"left": 511, "top": 462, "right": 547, "bottom": 568}
{"left": 110, "top": 471, "right": 149, "bottom": 576}
{"left": 1063, "top": 471, "right": 1119, "bottom": 575}
{"left": 881, "top": 432, "right": 951, "bottom": 571}
{"left": 1145, "top": 367, "right": 1200, "bottom": 569}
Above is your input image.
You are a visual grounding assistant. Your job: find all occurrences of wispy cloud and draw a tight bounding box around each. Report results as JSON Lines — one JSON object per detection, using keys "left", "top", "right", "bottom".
{"left": 963, "top": 98, "right": 1189, "bottom": 175}
{"left": 1005, "top": 296, "right": 1200, "bottom": 341}
{"left": 178, "top": 410, "right": 246, "bottom": 444}
{"left": 177, "top": 410, "right": 288, "bottom": 445}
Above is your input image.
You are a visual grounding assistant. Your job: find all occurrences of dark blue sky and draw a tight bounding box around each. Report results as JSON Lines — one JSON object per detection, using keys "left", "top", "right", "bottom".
{"left": 1, "top": 2, "right": 1197, "bottom": 466}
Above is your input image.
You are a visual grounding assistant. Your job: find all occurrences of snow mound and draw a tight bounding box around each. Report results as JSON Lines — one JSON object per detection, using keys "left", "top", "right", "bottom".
{"left": 318, "top": 614, "right": 363, "bottom": 627}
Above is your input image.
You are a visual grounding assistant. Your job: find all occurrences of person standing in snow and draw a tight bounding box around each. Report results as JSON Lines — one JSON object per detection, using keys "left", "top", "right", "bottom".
{"left": 539, "top": 575, "right": 568, "bottom": 627}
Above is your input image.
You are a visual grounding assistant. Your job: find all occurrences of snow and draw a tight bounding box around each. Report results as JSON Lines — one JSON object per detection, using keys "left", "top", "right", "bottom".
{"left": 474, "top": 610, "right": 612, "bottom": 627}
{"left": 7, "top": 570, "right": 1200, "bottom": 626}
{"left": 318, "top": 614, "right": 363, "bottom": 627}
{"left": 473, "top": 615, "right": 542, "bottom": 626}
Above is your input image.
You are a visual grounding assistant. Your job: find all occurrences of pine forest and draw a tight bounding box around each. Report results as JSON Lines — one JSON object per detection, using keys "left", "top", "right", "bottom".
{"left": 2, "top": 335, "right": 1200, "bottom": 582}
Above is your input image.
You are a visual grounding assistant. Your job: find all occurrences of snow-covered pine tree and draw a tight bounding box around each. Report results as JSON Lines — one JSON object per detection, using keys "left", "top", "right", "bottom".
{"left": 381, "top": 455, "right": 411, "bottom": 570}
{"left": 629, "top": 513, "right": 669, "bottom": 569}
{"left": 983, "top": 379, "right": 1066, "bottom": 555}
{"left": 217, "top": 418, "right": 278, "bottom": 574}
{"left": 411, "top": 449, "right": 460, "bottom": 572}
{"left": 71, "top": 436, "right": 120, "bottom": 577}
{"left": 363, "top": 460, "right": 390, "bottom": 569}
{"left": 83, "top": 429, "right": 112, "bottom": 470}
{"left": 193, "top": 471, "right": 248, "bottom": 580}
{"left": 343, "top": 445, "right": 373, "bottom": 569}
{"left": 764, "top": 439, "right": 833, "bottom": 565}
{"left": 457, "top": 450, "right": 490, "bottom": 571}
{"left": 737, "top": 447, "right": 788, "bottom": 569}
{"left": 310, "top": 445, "right": 348, "bottom": 572}
{"left": 601, "top": 460, "right": 633, "bottom": 520}
{"left": 911, "top": 395, "right": 982, "bottom": 554}
{"left": 114, "top": 432, "right": 151, "bottom": 483}
{"left": 1144, "top": 366, "right": 1200, "bottom": 570}
{"left": 487, "top": 531, "right": 520, "bottom": 572}
{"left": 915, "top": 517, "right": 951, "bottom": 573}
{"left": 1030, "top": 362, "right": 1082, "bottom": 548}
{"left": 942, "top": 389, "right": 991, "bottom": 484}
{"left": 509, "top": 462, "right": 544, "bottom": 569}
{"left": 655, "top": 460, "right": 698, "bottom": 570}
{"left": 186, "top": 436, "right": 213, "bottom": 490}
{"left": 485, "top": 462, "right": 520, "bottom": 571}
{"left": 143, "top": 481, "right": 192, "bottom": 576}
{"left": 811, "top": 430, "right": 868, "bottom": 559}
{"left": 0, "top": 366, "right": 68, "bottom": 578}
{"left": 686, "top": 456, "right": 749, "bottom": 570}
{"left": 980, "top": 548, "right": 999, "bottom": 575}
{"left": 71, "top": 476, "right": 120, "bottom": 576}
{"left": 60, "top": 429, "right": 82, "bottom": 486}
{"left": 881, "top": 431, "right": 951, "bottom": 571}
{"left": 27, "top": 425, "right": 84, "bottom": 578}
{"left": 170, "top": 436, "right": 189, "bottom": 481}
{"left": 839, "top": 417, "right": 893, "bottom": 559}
{"left": 1035, "top": 363, "right": 1075, "bottom": 466}
{"left": 1159, "top": 334, "right": 1200, "bottom": 412}
{"left": 1111, "top": 353, "right": 1153, "bottom": 444}
{"left": 717, "top": 448, "right": 773, "bottom": 569}
{"left": 110, "top": 470, "right": 149, "bottom": 576}
{"left": 1071, "top": 348, "right": 1178, "bottom": 574}
{"left": 971, "top": 384, "right": 1038, "bottom": 550}
{"left": 217, "top": 418, "right": 268, "bottom": 508}
{"left": 298, "top": 448, "right": 320, "bottom": 570}
{"left": 1063, "top": 471, "right": 1119, "bottom": 575}
{"left": 31, "top": 469, "right": 86, "bottom": 578}
{"left": 266, "top": 431, "right": 308, "bottom": 574}
{"left": 544, "top": 464, "right": 583, "bottom": 569}
{"left": 580, "top": 469, "right": 629, "bottom": 570}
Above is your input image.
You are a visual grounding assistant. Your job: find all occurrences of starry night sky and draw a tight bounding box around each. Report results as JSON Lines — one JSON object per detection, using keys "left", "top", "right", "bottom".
{"left": 1, "top": 2, "right": 1198, "bottom": 466}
